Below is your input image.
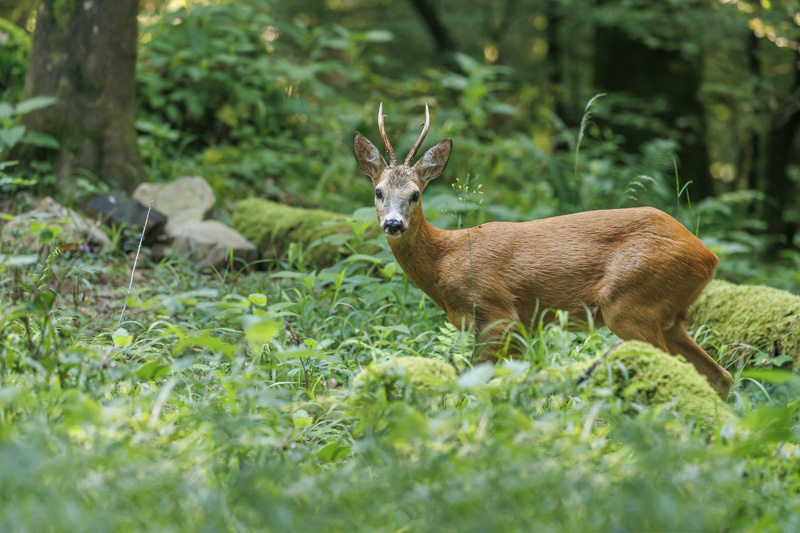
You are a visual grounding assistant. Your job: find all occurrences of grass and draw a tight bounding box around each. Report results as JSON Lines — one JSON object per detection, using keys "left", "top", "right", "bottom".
{"left": 1, "top": 218, "right": 799, "bottom": 531}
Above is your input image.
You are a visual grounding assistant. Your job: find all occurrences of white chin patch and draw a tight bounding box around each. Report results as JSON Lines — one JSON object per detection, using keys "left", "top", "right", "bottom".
{"left": 384, "top": 232, "right": 402, "bottom": 239}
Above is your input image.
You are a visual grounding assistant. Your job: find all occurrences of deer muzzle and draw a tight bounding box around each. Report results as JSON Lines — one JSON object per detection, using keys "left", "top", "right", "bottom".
{"left": 382, "top": 218, "right": 405, "bottom": 236}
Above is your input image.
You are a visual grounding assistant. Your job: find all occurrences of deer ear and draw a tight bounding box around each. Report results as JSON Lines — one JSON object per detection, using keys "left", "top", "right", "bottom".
{"left": 353, "top": 132, "right": 387, "bottom": 183}
{"left": 414, "top": 139, "right": 452, "bottom": 184}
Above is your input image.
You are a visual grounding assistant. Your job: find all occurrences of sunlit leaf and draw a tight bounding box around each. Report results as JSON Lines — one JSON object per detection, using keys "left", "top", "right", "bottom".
{"left": 292, "top": 409, "right": 313, "bottom": 428}
{"left": 457, "top": 362, "right": 495, "bottom": 388}
{"left": 112, "top": 328, "right": 133, "bottom": 347}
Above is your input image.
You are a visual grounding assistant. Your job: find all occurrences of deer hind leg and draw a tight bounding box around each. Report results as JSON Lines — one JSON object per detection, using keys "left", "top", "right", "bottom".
{"left": 663, "top": 320, "right": 732, "bottom": 401}
{"left": 602, "top": 301, "right": 670, "bottom": 352}
{"left": 604, "top": 317, "right": 670, "bottom": 353}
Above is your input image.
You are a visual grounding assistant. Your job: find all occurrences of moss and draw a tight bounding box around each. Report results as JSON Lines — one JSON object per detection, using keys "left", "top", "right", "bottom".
{"left": 52, "top": 0, "right": 73, "bottom": 40}
{"left": 0, "top": 18, "right": 31, "bottom": 100}
{"left": 583, "top": 341, "right": 735, "bottom": 428}
{"left": 689, "top": 280, "right": 800, "bottom": 369}
{"left": 232, "top": 198, "right": 379, "bottom": 266}
{"left": 353, "top": 356, "right": 457, "bottom": 398}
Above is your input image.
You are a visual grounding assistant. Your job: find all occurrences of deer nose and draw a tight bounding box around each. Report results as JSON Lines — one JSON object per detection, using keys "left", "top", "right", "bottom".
{"left": 382, "top": 219, "right": 405, "bottom": 235}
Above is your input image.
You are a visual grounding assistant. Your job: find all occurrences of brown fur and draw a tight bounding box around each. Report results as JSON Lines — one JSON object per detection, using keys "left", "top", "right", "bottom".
{"left": 353, "top": 127, "right": 732, "bottom": 400}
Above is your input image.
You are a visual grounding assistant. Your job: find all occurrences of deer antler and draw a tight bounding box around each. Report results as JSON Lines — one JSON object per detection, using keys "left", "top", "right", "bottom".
{"left": 378, "top": 102, "right": 397, "bottom": 167}
{"left": 405, "top": 103, "right": 430, "bottom": 167}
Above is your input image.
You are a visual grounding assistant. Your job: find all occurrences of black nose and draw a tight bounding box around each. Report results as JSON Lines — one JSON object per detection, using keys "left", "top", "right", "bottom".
{"left": 382, "top": 219, "right": 404, "bottom": 234}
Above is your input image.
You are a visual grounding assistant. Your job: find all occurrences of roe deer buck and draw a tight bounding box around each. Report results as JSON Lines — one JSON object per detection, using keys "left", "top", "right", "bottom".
{"left": 353, "top": 103, "right": 733, "bottom": 400}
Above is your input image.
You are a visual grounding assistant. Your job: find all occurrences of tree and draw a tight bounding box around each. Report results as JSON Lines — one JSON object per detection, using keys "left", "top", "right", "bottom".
{"left": 593, "top": 25, "right": 713, "bottom": 200}
{"left": 21, "top": 0, "right": 145, "bottom": 193}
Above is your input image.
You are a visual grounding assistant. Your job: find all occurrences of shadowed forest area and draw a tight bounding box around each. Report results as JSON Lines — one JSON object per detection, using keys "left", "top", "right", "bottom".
{"left": 1, "top": 0, "right": 800, "bottom": 531}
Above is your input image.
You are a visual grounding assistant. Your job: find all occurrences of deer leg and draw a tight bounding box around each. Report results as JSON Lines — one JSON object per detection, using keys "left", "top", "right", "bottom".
{"left": 472, "top": 310, "right": 521, "bottom": 363}
{"left": 663, "top": 321, "right": 732, "bottom": 401}
{"left": 603, "top": 312, "right": 670, "bottom": 353}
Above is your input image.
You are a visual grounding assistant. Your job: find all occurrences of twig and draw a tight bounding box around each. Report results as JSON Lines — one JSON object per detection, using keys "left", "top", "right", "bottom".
{"left": 116, "top": 201, "right": 152, "bottom": 330}
{"left": 576, "top": 339, "right": 623, "bottom": 385}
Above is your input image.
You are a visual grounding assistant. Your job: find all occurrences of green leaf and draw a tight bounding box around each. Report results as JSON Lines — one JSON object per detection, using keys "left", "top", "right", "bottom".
{"left": 345, "top": 253, "right": 383, "bottom": 264}
{"left": 0, "top": 254, "right": 38, "bottom": 267}
{"left": 39, "top": 228, "right": 55, "bottom": 244}
{"left": 112, "top": 328, "right": 133, "bottom": 347}
{"left": 136, "top": 360, "right": 171, "bottom": 380}
{"left": 243, "top": 317, "right": 280, "bottom": 346}
{"left": 0, "top": 103, "right": 13, "bottom": 119}
{"left": 248, "top": 293, "right": 267, "bottom": 307}
{"left": 0, "top": 126, "right": 26, "bottom": 149}
{"left": 22, "top": 131, "right": 60, "bottom": 149}
{"left": 363, "top": 29, "right": 393, "bottom": 43}
{"left": 317, "top": 440, "right": 351, "bottom": 462}
{"left": 173, "top": 332, "right": 236, "bottom": 357}
{"left": 15, "top": 96, "right": 57, "bottom": 115}
{"left": 740, "top": 368, "right": 797, "bottom": 385}
{"left": 292, "top": 409, "right": 313, "bottom": 428}
{"left": 457, "top": 362, "right": 495, "bottom": 388}
{"left": 272, "top": 348, "right": 329, "bottom": 361}
{"left": 350, "top": 207, "right": 376, "bottom": 221}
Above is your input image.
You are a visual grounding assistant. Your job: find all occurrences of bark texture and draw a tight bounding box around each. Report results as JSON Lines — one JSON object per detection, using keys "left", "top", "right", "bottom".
{"left": 22, "top": 0, "right": 145, "bottom": 192}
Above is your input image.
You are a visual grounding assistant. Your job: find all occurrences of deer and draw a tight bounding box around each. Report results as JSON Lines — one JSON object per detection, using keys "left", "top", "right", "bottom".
{"left": 352, "top": 103, "right": 733, "bottom": 400}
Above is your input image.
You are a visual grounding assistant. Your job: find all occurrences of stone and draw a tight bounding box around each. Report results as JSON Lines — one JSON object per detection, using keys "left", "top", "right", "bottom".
{"left": 353, "top": 356, "right": 458, "bottom": 397}
{"left": 173, "top": 220, "right": 258, "bottom": 269}
{"left": 579, "top": 340, "right": 735, "bottom": 429}
{"left": 689, "top": 280, "right": 800, "bottom": 370}
{"left": 232, "top": 198, "right": 382, "bottom": 266}
{"left": 85, "top": 191, "right": 167, "bottom": 243}
{"left": 133, "top": 176, "right": 215, "bottom": 237}
{"left": 1, "top": 196, "right": 112, "bottom": 251}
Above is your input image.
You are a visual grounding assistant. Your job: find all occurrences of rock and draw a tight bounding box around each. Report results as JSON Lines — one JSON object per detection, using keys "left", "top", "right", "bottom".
{"left": 1, "top": 196, "right": 112, "bottom": 251}
{"left": 173, "top": 220, "right": 258, "bottom": 269}
{"left": 133, "top": 176, "right": 215, "bottom": 236}
{"left": 85, "top": 191, "right": 166, "bottom": 243}
{"left": 689, "top": 280, "right": 800, "bottom": 370}
{"left": 580, "top": 340, "right": 735, "bottom": 428}
{"left": 232, "top": 198, "right": 382, "bottom": 266}
{"left": 353, "top": 356, "right": 457, "bottom": 398}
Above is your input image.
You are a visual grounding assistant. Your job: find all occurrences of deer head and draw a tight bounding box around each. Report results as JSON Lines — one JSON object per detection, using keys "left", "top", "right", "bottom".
{"left": 353, "top": 103, "right": 452, "bottom": 238}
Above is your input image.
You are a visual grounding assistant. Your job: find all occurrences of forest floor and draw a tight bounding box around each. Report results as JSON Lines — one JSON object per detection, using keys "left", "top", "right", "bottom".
{"left": 1, "top": 224, "right": 799, "bottom": 532}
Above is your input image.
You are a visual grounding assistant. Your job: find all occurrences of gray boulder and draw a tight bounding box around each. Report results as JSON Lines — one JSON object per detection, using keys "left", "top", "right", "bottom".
{"left": 133, "top": 176, "right": 215, "bottom": 237}
{"left": 2, "top": 197, "right": 112, "bottom": 251}
{"left": 174, "top": 220, "right": 258, "bottom": 269}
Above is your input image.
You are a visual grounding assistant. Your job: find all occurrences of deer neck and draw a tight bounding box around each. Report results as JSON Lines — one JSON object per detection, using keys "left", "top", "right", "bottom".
{"left": 386, "top": 210, "right": 450, "bottom": 309}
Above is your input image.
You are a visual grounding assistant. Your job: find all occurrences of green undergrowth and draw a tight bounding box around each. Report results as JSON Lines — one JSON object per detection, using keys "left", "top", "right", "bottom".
{"left": 1, "top": 234, "right": 799, "bottom": 531}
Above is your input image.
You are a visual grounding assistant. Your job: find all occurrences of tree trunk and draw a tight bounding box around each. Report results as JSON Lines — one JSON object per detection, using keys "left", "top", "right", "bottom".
{"left": 593, "top": 26, "right": 713, "bottom": 200}
{"left": 406, "top": 0, "right": 459, "bottom": 70}
{"left": 763, "top": 54, "right": 800, "bottom": 250}
{"left": 22, "top": 0, "right": 145, "bottom": 193}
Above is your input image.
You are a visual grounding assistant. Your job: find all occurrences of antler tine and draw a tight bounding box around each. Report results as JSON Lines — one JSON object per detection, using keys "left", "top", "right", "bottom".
{"left": 405, "top": 103, "right": 430, "bottom": 166}
{"left": 377, "top": 102, "right": 397, "bottom": 166}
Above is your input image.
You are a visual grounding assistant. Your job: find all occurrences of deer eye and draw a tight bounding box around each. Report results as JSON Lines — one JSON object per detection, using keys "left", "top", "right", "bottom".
{"left": 375, "top": 188, "right": 383, "bottom": 199}
{"left": 411, "top": 191, "right": 420, "bottom": 202}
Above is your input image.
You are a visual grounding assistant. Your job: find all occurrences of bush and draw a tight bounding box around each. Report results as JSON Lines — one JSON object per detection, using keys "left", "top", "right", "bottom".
{"left": 0, "top": 18, "right": 31, "bottom": 101}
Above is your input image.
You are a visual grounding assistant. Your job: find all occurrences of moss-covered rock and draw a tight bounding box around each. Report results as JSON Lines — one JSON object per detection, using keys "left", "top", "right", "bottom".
{"left": 689, "top": 280, "right": 800, "bottom": 369}
{"left": 232, "top": 198, "right": 380, "bottom": 266}
{"left": 353, "top": 356, "right": 457, "bottom": 398}
{"left": 582, "top": 341, "right": 735, "bottom": 427}
{"left": 0, "top": 18, "right": 31, "bottom": 101}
